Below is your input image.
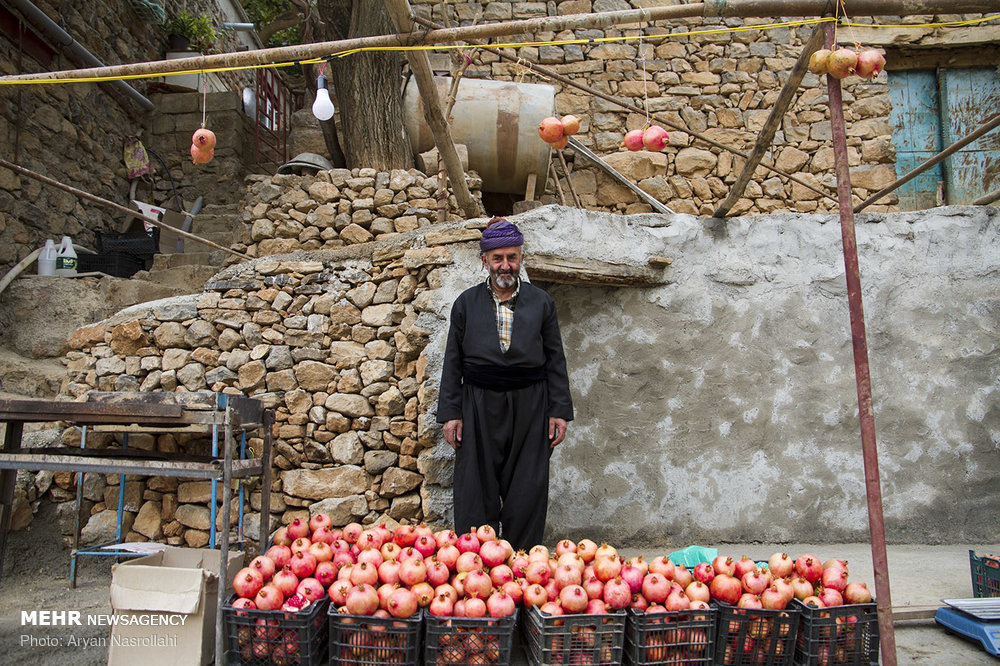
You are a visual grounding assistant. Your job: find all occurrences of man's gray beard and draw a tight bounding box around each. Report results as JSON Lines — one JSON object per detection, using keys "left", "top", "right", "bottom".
{"left": 493, "top": 272, "right": 517, "bottom": 290}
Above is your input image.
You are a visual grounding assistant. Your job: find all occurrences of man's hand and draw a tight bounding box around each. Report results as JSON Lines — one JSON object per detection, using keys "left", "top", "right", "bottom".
{"left": 443, "top": 419, "right": 463, "bottom": 449}
{"left": 548, "top": 417, "right": 568, "bottom": 448}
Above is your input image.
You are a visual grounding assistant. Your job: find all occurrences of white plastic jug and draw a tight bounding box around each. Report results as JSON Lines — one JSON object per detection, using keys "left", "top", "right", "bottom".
{"left": 55, "top": 236, "right": 78, "bottom": 276}
{"left": 37, "top": 239, "right": 56, "bottom": 276}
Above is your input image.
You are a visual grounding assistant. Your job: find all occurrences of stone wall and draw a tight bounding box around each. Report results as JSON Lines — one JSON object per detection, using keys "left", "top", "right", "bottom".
{"left": 0, "top": 0, "right": 252, "bottom": 274}
{"left": 404, "top": 1, "right": 932, "bottom": 216}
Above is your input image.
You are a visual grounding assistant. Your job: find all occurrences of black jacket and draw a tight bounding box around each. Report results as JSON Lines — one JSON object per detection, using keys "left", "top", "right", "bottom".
{"left": 436, "top": 280, "right": 574, "bottom": 423}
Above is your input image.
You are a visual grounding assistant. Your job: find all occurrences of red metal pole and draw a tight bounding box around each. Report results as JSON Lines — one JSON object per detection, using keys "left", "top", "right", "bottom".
{"left": 823, "top": 22, "right": 897, "bottom": 665}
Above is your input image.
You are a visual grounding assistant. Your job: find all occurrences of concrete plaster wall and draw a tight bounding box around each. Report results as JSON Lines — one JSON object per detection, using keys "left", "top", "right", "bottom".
{"left": 419, "top": 204, "right": 1000, "bottom": 546}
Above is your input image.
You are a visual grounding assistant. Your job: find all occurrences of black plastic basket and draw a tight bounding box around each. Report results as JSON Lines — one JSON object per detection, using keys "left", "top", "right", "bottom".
{"left": 791, "top": 599, "right": 878, "bottom": 666}
{"left": 624, "top": 607, "right": 716, "bottom": 666}
{"left": 423, "top": 609, "right": 518, "bottom": 665}
{"left": 328, "top": 606, "right": 422, "bottom": 666}
{"left": 713, "top": 602, "right": 800, "bottom": 666}
{"left": 522, "top": 605, "right": 627, "bottom": 666}
{"left": 223, "top": 593, "right": 329, "bottom": 666}
{"left": 77, "top": 251, "right": 145, "bottom": 278}
{"left": 970, "top": 549, "right": 1000, "bottom": 598}
{"left": 97, "top": 229, "right": 159, "bottom": 257}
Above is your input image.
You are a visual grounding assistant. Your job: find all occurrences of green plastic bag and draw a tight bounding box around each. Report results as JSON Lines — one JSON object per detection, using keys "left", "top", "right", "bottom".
{"left": 668, "top": 545, "right": 718, "bottom": 568}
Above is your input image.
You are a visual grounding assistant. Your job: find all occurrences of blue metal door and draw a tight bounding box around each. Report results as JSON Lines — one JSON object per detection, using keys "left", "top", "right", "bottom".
{"left": 888, "top": 70, "right": 944, "bottom": 210}
{"left": 939, "top": 68, "right": 1000, "bottom": 204}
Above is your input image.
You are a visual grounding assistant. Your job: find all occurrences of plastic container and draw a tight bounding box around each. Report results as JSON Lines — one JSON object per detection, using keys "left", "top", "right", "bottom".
{"left": 328, "top": 607, "right": 421, "bottom": 666}
{"left": 713, "top": 602, "right": 800, "bottom": 666}
{"left": 791, "top": 599, "right": 879, "bottom": 666}
{"left": 54, "top": 236, "right": 77, "bottom": 276}
{"left": 77, "top": 252, "right": 144, "bottom": 278}
{"left": 624, "top": 607, "right": 717, "bottom": 666}
{"left": 970, "top": 549, "right": 1000, "bottom": 598}
{"left": 37, "top": 239, "right": 56, "bottom": 276}
{"left": 423, "top": 609, "right": 518, "bottom": 666}
{"left": 522, "top": 605, "right": 627, "bottom": 666}
{"left": 222, "top": 594, "right": 329, "bottom": 666}
{"left": 97, "top": 229, "right": 159, "bottom": 257}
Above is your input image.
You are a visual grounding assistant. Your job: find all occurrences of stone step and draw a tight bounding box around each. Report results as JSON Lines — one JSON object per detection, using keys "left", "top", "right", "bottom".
{"left": 152, "top": 252, "right": 224, "bottom": 270}
{"left": 132, "top": 264, "right": 221, "bottom": 292}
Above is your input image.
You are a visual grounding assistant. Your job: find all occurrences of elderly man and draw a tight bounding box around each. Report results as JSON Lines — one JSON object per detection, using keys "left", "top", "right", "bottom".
{"left": 437, "top": 217, "right": 574, "bottom": 550}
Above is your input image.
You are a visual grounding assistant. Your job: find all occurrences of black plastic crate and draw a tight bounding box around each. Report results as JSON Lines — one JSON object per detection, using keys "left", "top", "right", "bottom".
{"left": 624, "top": 607, "right": 716, "bottom": 666}
{"left": 328, "top": 606, "right": 421, "bottom": 666}
{"left": 97, "top": 229, "right": 159, "bottom": 257}
{"left": 970, "top": 549, "right": 1000, "bottom": 598}
{"left": 713, "top": 602, "right": 800, "bottom": 666}
{"left": 522, "top": 605, "right": 626, "bottom": 666}
{"left": 423, "top": 609, "right": 518, "bottom": 665}
{"left": 77, "top": 251, "right": 145, "bottom": 278}
{"left": 791, "top": 599, "right": 878, "bottom": 666}
{"left": 223, "top": 593, "right": 329, "bottom": 666}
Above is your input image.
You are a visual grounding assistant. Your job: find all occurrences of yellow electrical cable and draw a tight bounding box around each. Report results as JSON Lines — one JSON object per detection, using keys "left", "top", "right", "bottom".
{"left": 0, "top": 13, "right": 996, "bottom": 86}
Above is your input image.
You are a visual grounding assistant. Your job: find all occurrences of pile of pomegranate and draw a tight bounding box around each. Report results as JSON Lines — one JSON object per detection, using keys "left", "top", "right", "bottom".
{"left": 808, "top": 47, "right": 886, "bottom": 80}
{"left": 537, "top": 115, "right": 581, "bottom": 149}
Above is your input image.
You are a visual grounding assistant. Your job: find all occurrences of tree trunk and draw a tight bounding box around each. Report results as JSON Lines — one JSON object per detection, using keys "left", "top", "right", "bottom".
{"left": 317, "top": 0, "right": 412, "bottom": 171}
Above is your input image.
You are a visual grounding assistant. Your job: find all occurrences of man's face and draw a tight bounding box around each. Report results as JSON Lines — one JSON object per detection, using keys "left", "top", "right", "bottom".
{"left": 482, "top": 246, "right": 522, "bottom": 292}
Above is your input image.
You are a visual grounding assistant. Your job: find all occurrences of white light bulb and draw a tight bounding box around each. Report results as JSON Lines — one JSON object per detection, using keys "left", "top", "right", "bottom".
{"left": 312, "top": 75, "right": 335, "bottom": 121}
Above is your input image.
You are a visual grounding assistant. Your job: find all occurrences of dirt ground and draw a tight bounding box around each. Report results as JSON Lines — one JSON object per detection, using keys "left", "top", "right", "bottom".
{"left": 0, "top": 508, "right": 996, "bottom": 665}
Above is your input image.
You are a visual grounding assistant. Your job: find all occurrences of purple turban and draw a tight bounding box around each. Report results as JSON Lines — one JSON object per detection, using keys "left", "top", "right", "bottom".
{"left": 479, "top": 219, "right": 523, "bottom": 253}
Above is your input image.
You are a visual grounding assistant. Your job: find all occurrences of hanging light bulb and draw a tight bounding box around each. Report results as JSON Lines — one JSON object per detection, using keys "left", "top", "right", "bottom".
{"left": 312, "top": 74, "right": 335, "bottom": 121}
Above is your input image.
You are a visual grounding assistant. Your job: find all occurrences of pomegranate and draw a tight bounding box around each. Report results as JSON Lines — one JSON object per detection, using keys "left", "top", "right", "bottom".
{"left": 525, "top": 560, "right": 552, "bottom": 586}
{"left": 453, "top": 599, "right": 466, "bottom": 617}
{"left": 290, "top": 537, "right": 312, "bottom": 555}
{"left": 576, "top": 539, "right": 598, "bottom": 562}
{"left": 664, "top": 588, "right": 690, "bottom": 611}
{"left": 192, "top": 127, "right": 216, "bottom": 150}
{"left": 230, "top": 597, "right": 256, "bottom": 611}
{"left": 544, "top": 579, "right": 560, "bottom": 602}
{"left": 502, "top": 580, "right": 523, "bottom": 603}
{"left": 456, "top": 530, "right": 481, "bottom": 554}
{"left": 311, "top": 526, "right": 336, "bottom": 546}
{"left": 233, "top": 567, "right": 265, "bottom": 599}
{"left": 685, "top": 581, "right": 711, "bottom": 604}
{"left": 826, "top": 48, "right": 858, "bottom": 79}
{"left": 308, "top": 512, "right": 331, "bottom": 533}
{"left": 265, "top": 545, "right": 292, "bottom": 569}
{"left": 314, "top": 561, "right": 337, "bottom": 588}
{"left": 673, "top": 564, "right": 693, "bottom": 588}
{"left": 356, "top": 548, "right": 382, "bottom": 569}
{"left": 272, "top": 567, "right": 299, "bottom": 598}
{"left": 190, "top": 144, "right": 213, "bottom": 164}
{"left": 426, "top": 558, "right": 451, "bottom": 586}
{"left": 712, "top": 556, "right": 736, "bottom": 577}
{"left": 289, "top": 551, "right": 317, "bottom": 579}
{"left": 767, "top": 552, "right": 794, "bottom": 578}
{"left": 356, "top": 529, "right": 381, "bottom": 551}
{"left": 593, "top": 554, "right": 622, "bottom": 582}
{"left": 307, "top": 541, "right": 333, "bottom": 563}
{"left": 528, "top": 544, "right": 550, "bottom": 561}
{"left": 583, "top": 576, "right": 604, "bottom": 600}
{"left": 844, "top": 581, "right": 873, "bottom": 604}
{"left": 486, "top": 590, "right": 517, "bottom": 617}
{"left": 642, "top": 125, "right": 669, "bottom": 151}
{"left": 855, "top": 49, "right": 885, "bottom": 79}
{"left": 738, "top": 593, "right": 763, "bottom": 609}
{"left": 630, "top": 592, "right": 649, "bottom": 611}
{"left": 555, "top": 538, "right": 577, "bottom": 556}
{"left": 692, "top": 562, "right": 715, "bottom": 584}
{"left": 554, "top": 564, "right": 583, "bottom": 590}
{"left": 255, "top": 584, "right": 284, "bottom": 611}
{"left": 622, "top": 129, "right": 645, "bottom": 151}
{"left": 647, "top": 556, "right": 674, "bottom": 579}
{"left": 286, "top": 518, "right": 310, "bottom": 540}
{"left": 413, "top": 534, "right": 436, "bottom": 558}
{"left": 559, "top": 585, "right": 589, "bottom": 613}
{"left": 795, "top": 554, "right": 823, "bottom": 583}
{"left": 436, "top": 544, "right": 460, "bottom": 571}
{"left": 272, "top": 527, "right": 292, "bottom": 546}
{"left": 733, "top": 556, "right": 757, "bottom": 579}
{"left": 710, "top": 574, "right": 742, "bottom": 605}
{"left": 818, "top": 587, "right": 843, "bottom": 607}
{"left": 414, "top": 524, "right": 434, "bottom": 540}
{"left": 464, "top": 597, "right": 487, "bottom": 618}
{"left": 524, "top": 584, "right": 548, "bottom": 607}
{"left": 349, "top": 561, "right": 379, "bottom": 587}
{"left": 586, "top": 598, "right": 608, "bottom": 614}
{"left": 463, "top": 569, "right": 493, "bottom": 599}
{"left": 429, "top": 592, "right": 454, "bottom": 617}
{"left": 297, "top": 578, "right": 325, "bottom": 603}
{"left": 475, "top": 524, "right": 497, "bottom": 542}
{"left": 328, "top": 581, "right": 351, "bottom": 606}
{"left": 689, "top": 599, "right": 711, "bottom": 610}
{"left": 345, "top": 584, "right": 379, "bottom": 615}
{"left": 772, "top": 577, "right": 795, "bottom": 603}
{"left": 398, "top": 557, "right": 427, "bottom": 587}
{"left": 790, "top": 575, "right": 814, "bottom": 600}
{"left": 620, "top": 564, "right": 645, "bottom": 594}
{"left": 342, "top": 522, "right": 364, "bottom": 544}
{"left": 538, "top": 116, "right": 564, "bottom": 144}
{"left": 435, "top": 583, "right": 458, "bottom": 604}
{"left": 808, "top": 49, "right": 832, "bottom": 75}
{"left": 602, "top": 577, "right": 631, "bottom": 610}
{"left": 434, "top": 529, "right": 458, "bottom": 549}
{"left": 539, "top": 601, "right": 563, "bottom": 616}
{"left": 741, "top": 570, "right": 770, "bottom": 596}
{"left": 387, "top": 587, "right": 419, "bottom": 618}
{"left": 802, "top": 595, "right": 824, "bottom": 608}
{"left": 641, "top": 573, "right": 670, "bottom": 604}
{"left": 557, "top": 551, "right": 586, "bottom": 574}
{"left": 412, "top": 582, "right": 434, "bottom": 607}
{"left": 561, "top": 115, "right": 581, "bottom": 136}
{"left": 281, "top": 593, "right": 310, "bottom": 612}
{"left": 551, "top": 135, "right": 569, "bottom": 150}
{"left": 377, "top": 559, "right": 400, "bottom": 585}
{"left": 822, "top": 567, "right": 849, "bottom": 592}
{"left": 761, "top": 585, "right": 789, "bottom": 610}
{"left": 626, "top": 556, "right": 649, "bottom": 577}
{"left": 479, "top": 540, "right": 508, "bottom": 568}
{"left": 455, "top": 551, "right": 483, "bottom": 574}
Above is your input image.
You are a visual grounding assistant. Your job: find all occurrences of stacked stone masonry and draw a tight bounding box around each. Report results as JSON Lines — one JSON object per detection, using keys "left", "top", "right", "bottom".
{"left": 53, "top": 211, "right": 474, "bottom": 546}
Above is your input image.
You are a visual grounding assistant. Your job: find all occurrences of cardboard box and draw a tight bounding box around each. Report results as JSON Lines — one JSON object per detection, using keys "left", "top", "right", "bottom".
{"left": 108, "top": 547, "right": 244, "bottom": 666}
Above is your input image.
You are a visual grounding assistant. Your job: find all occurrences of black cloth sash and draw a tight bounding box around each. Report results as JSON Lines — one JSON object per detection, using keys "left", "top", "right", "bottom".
{"left": 462, "top": 362, "right": 546, "bottom": 392}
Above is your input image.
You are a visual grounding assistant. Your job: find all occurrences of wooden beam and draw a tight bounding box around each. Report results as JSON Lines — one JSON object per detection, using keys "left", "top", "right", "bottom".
{"left": 974, "top": 188, "right": 1000, "bottom": 206}
{"left": 3, "top": 1, "right": 996, "bottom": 84}
{"left": 384, "top": 0, "right": 481, "bottom": 219}
{"left": 556, "top": 149, "right": 582, "bottom": 209}
{"left": 526, "top": 253, "right": 669, "bottom": 287}
{"left": 839, "top": 24, "right": 1000, "bottom": 48}
{"left": 713, "top": 24, "right": 824, "bottom": 218}
{"left": 886, "top": 45, "right": 1000, "bottom": 71}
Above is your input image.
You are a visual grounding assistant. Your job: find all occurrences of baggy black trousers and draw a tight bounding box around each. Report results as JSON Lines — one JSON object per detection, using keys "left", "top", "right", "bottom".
{"left": 453, "top": 380, "right": 551, "bottom": 551}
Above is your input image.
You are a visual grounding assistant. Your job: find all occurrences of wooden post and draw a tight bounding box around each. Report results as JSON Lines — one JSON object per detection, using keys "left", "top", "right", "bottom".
{"left": 556, "top": 150, "right": 583, "bottom": 209}
{"left": 384, "top": 0, "right": 481, "bottom": 219}
{"left": 824, "top": 22, "right": 897, "bottom": 666}
{"left": 713, "top": 25, "right": 824, "bottom": 218}
{"left": 973, "top": 188, "right": 1000, "bottom": 206}
{"left": 0, "top": 421, "right": 23, "bottom": 580}
{"left": 548, "top": 163, "right": 567, "bottom": 205}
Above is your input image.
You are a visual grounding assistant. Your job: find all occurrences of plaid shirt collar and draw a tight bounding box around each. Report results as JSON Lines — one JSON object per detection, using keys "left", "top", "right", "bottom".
{"left": 487, "top": 277, "right": 519, "bottom": 353}
{"left": 486, "top": 276, "right": 520, "bottom": 306}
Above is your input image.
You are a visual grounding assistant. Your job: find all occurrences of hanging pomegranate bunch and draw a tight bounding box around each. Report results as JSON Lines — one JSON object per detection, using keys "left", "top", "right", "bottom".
{"left": 537, "top": 115, "right": 581, "bottom": 149}
{"left": 809, "top": 47, "right": 885, "bottom": 80}
{"left": 190, "top": 126, "right": 216, "bottom": 164}
{"left": 622, "top": 125, "right": 669, "bottom": 152}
